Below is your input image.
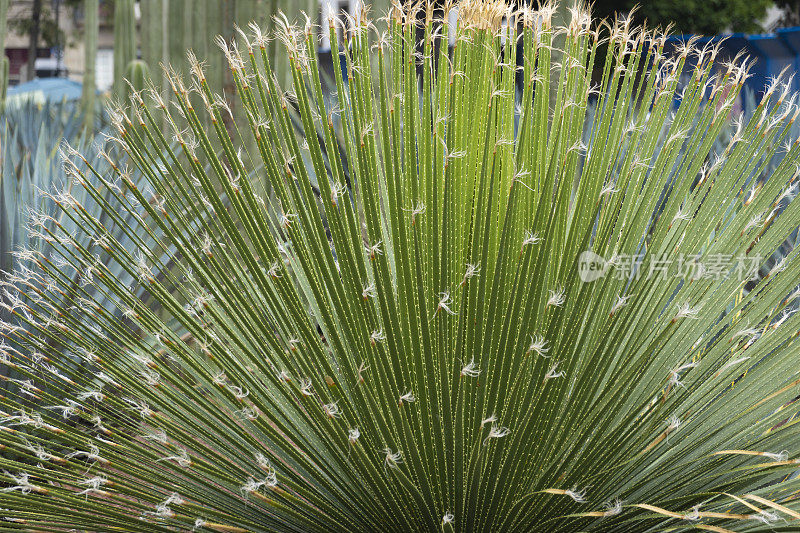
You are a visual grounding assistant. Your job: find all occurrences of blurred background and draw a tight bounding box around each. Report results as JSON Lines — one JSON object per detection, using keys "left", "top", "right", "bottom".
{"left": 1, "top": 0, "right": 799, "bottom": 102}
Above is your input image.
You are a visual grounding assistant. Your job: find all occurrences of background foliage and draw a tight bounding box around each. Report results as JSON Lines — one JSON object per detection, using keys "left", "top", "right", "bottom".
{"left": 591, "top": 0, "right": 774, "bottom": 34}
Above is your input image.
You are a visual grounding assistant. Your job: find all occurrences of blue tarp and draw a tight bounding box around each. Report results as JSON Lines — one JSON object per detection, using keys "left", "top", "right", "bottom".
{"left": 6, "top": 78, "right": 84, "bottom": 104}
{"left": 665, "top": 27, "right": 800, "bottom": 98}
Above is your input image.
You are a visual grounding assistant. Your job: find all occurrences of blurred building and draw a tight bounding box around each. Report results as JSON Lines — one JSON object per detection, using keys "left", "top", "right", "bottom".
{"left": 3, "top": 0, "right": 115, "bottom": 90}
{"left": 2, "top": 0, "right": 387, "bottom": 92}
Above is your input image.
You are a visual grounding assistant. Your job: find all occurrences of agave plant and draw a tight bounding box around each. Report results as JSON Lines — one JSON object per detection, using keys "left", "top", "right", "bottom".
{"left": 1, "top": 99, "right": 102, "bottom": 322}
{"left": 0, "top": 99, "right": 171, "bottom": 391}
{"left": 2, "top": 1, "right": 800, "bottom": 531}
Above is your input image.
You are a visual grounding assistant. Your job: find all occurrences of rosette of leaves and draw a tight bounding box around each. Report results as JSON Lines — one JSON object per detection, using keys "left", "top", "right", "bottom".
{"left": 1, "top": 2, "right": 800, "bottom": 532}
